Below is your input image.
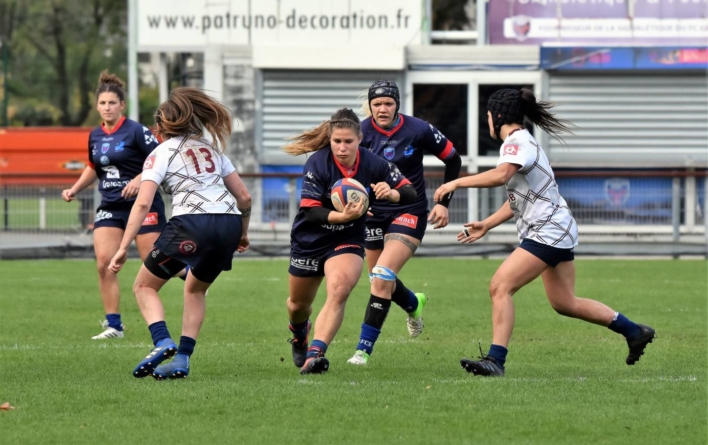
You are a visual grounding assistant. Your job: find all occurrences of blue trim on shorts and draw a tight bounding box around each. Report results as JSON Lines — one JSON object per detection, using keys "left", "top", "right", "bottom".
{"left": 518, "top": 238, "right": 575, "bottom": 267}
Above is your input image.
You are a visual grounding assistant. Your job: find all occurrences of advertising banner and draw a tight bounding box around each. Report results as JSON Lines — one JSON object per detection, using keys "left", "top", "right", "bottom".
{"left": 489, "top": 0, "right": 708, "bottom": 45}
{"left": 138, "top": 0, "right": 422, "bottom": 50}
{"left": 541, "top": 46, "right": 708, "bottom": 69}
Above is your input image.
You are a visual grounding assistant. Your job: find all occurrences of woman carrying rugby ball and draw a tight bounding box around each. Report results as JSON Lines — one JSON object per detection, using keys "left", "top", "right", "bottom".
{"left": 283, "top": 108, "right": 417, "bottom": 375}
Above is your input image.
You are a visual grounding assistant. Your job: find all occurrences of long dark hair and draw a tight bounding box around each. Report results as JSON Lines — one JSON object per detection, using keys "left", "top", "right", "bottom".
{"left": 284, "top": 108, "right": 361, "bottom": 156}
{"left": 95, "top": 70, "right": 125, "bottom": 103}
{"left": 518, "top": 88, "right": 574, "bottom": 143}
{"left": 154, "top": 87, "right": 232, "bottom": 152}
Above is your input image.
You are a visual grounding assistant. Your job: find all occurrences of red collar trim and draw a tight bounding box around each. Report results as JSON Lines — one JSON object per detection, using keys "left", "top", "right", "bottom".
{"left": 333, "top": 149, "right": 361, "bottom": 178}
{"left": 371, "top": 114, "right": 405, "bottom": 137}
{"left": 101, "top": 116, "right": 126, "bottom": 135}
{"left": 507, "top": 127, "right": 525, "bottom": 137}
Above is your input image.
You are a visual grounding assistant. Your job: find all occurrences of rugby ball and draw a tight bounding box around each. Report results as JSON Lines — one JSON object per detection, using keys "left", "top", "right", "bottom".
{"left": 331, "top": 178, "right": 369, "bottom": 213}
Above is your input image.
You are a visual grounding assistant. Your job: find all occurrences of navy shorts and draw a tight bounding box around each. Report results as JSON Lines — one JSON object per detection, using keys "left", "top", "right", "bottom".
{"left": 145, "top": 214, "right": 242, "bottom": 283}
{"left": 289, "top": 243, "right": 365, "bottom": 278}
{"left": 519, "top": 238, "right": 575, "bottom": 267}
{"left": 93, "top": 200, "right": 166, "bottom": 235}
{"left": 365, "top": 210, "right": 427, "bottom": 250}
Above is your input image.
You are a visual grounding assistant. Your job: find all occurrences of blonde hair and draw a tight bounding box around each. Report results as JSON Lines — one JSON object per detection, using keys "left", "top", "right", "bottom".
{"left": 358, "top": 88, "right": 372, "bottom": 117}
{"left": 155, "top": 87, "right": 232, "bottom": 153}
{"left": 284, "top": 108, "right": 361, "bottom": 156}
{"left": 95, "top": 70, "right": 125, "bottom": 102}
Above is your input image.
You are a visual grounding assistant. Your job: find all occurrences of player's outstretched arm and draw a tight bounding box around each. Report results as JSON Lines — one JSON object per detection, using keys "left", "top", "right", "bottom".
{"left": 458, "top": 201, "right": 514, "bottom": 244}
{"left": 62, "top": 166, "right": 98, "bottom": 202}
{"left": 108, "top": 181, "right": 158, "bottom": 273}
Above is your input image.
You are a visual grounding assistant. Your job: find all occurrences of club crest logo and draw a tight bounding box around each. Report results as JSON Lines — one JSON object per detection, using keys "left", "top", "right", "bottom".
{"left": 179, "top": 240, "right": 197, "bottom": 255}
{"left": 512, "top": 15, "right": 531, "bottom": 41}
{"left": 101, "top": 143, "right": 111, "bottom": 154}
{"left": 384, "top": 147, "right": 395, "bottom": 160}
{"left": 605, "top": 178, "right": 631, "bottom": 207}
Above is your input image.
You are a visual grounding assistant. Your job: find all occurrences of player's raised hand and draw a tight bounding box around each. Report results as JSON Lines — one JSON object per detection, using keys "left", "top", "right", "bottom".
{"left": 108, "top": 247, "right": 128, "bottom": 273}
{"left": 428, "top": 204, "right": 449, "bottom": 229}
{"left": 457, "top": 221, "right": 488, "bottom": 244}
{"left": 61, "top": 189, "right": 76, "bottom": 202}
{"left": 121, "top": 177, "right": 141, "bottom": 198}
{"left": 434, "top": 182, "right": 457, "bottom": 203}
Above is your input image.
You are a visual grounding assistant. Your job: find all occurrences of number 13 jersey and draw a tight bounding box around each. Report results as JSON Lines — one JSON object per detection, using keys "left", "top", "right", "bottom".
{"left": 141, "top": 135, "right": 240, "bottom": 217}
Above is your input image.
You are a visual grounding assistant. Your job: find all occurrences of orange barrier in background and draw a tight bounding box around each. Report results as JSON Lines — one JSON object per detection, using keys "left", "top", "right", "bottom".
{"left": 0, "top": 127, "right": 91, "bottom": 185}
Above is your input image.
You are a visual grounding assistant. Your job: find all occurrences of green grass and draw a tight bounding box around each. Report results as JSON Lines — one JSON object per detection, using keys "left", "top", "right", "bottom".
{"left": 0, "top": 258, "right": 706, "bottom": 444}
{"left": 3, "top": 198, "right": 84, "bottom": 230}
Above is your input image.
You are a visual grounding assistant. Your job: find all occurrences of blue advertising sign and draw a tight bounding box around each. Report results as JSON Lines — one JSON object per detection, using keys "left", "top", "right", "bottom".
{"left": 541, "top": 46, "right": 708, "bottom": 70}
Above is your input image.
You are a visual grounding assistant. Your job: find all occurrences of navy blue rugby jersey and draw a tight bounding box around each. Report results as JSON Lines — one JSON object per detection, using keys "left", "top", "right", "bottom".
{"left": 361, "top": 114, "right": 456, "bottom": 214}
{"left": 88, "top": 116, "right": 162, "bottom": 204}
{"left": 290, "top": 147, "right": 411, "bottom": 253}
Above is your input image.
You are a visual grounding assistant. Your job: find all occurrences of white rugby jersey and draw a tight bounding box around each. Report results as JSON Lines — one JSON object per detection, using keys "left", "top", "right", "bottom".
{"left": 141, "top": 136, "right": 240, "bottom": 217}
{"left": 497, "top": 129, "right": 578, "bottom": 248}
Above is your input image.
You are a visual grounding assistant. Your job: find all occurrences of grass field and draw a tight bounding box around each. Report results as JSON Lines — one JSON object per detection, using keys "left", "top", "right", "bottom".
{"left": 3, "top": 198, "right": 84, "bottom": 230}
{"left": 0, "top": 258, "right": 706, "bottom": 444}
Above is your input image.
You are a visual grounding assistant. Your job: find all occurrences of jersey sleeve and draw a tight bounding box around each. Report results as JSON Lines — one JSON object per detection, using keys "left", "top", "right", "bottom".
{"left": 136, "top": 124, "right": 160, "bottom": 157}
{"left": 420, "top": 122, "right": 456, "bottom": 161}
{"left": 497, "top": 137, "right": 535, "bottom": 171}
{"left": 374, "top": 157, "right": 411, "bottom": 190}
{"left": 87, "top": 137, "right": 95, "bottom": 169}
{"left": 300, "top": 158, "right": 328, "bottom": 208}
{"left": 141, "top": 148, "right": 167, "bottom": 185}
{"left": 219, "top": 153, "right": 236, "bottom": 177}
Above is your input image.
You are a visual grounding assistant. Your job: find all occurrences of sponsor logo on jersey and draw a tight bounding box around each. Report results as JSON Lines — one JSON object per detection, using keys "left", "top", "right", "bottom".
{"left": 384, "top": 147, "right": 395, "bottom": 160}
{"left": 179, "top": 240, "right": 197, "bottom": 255}
{"left": 102, "top": 166, "right": 120, "bottom": 179}
{"left": 334, "top": 244, "right": 361, "bottom": 251}
{"left": 143, "top": 156, "right": 156, "bottom": 170}
{"left": 102, "top": 180, "right": 129, "bottom": 188}
{"left": 429, "top": 124, "right": 443, "bottom": 143}
{"left": 142, "top": 212, "right": 159, "bottom": 226}
{"left": 365, "top": 227, "right": 384, "bottom": 241}
{"left": 321, "top": 222, "right": 354, "bottom": 231}
{"left": 101, "top": 142, "right": 111, "bottom": 154}
{"left": 290, "top": 257, "right": 319, "bottom": 271}
{"left": 503, "top": 144, "right": 519, "bottom": 156}
{"left": 404, "top": 146, "right": 414, "bottom": 157}
{"left": 143, "top": 127, "right": 158, "bottom": 145}
{"left": 100, "top": 156, "right": 110, "bottom": 165}
{"left": 115, "top": 141, "right": 125, "bottom": 152}
{"left": 392, "top": 213, "right": 418, "bottom": 229}
{"left": 94, "top": 210, "right": 113, "bottom": 222}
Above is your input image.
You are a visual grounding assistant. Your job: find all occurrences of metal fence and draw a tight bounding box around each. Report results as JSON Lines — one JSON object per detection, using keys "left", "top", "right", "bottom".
{"left": 1, "top": 170, "right": 706, "bottom": 254}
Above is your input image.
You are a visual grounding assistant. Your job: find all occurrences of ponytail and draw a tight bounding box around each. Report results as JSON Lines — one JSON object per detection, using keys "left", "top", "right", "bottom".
{"left": 155, "top": 87, "right": 232, "bottom": 152}
{"left": 284, "top": 108, "right": 362, "bottom": 156}
{"left": 518, "top": 88, "right": 574, "bottom": 143}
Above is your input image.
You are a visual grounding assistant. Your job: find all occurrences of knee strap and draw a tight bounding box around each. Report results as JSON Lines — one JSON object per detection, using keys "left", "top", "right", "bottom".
{"left": 371, "top": 265, "right": 396, "bottom": 282}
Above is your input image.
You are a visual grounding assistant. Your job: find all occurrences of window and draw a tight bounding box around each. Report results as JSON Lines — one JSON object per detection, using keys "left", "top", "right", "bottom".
{"left": 413, "top": 83, "right": 468, "bottom": 155}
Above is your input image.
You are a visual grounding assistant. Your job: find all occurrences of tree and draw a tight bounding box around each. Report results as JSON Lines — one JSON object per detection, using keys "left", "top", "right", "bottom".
{"left": 433, "top": 0, "right": 472, "bottom": 31}
{"left": 3, "top": 0, "right": 128, "bottom": 126}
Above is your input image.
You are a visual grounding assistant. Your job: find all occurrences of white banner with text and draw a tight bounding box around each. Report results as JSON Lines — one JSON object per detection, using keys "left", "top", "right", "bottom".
{"left": 138, "top": 0, "right": 423, "bottom": 50}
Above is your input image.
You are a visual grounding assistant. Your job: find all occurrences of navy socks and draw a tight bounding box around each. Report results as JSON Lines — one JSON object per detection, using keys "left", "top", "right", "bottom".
{"left": 106, "top": 313, "right": 123, "bottom": 331}
{"left": 608, "top": 312, "right": 642, "bottom": 339}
